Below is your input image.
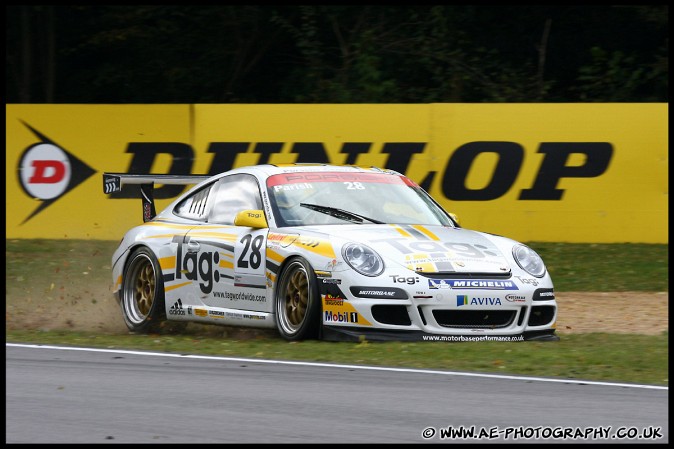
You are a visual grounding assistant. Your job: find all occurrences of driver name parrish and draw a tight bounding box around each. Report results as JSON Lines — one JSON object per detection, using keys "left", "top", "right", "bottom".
{"left": 273, "top": 182, "right": 313, "bottom": 192}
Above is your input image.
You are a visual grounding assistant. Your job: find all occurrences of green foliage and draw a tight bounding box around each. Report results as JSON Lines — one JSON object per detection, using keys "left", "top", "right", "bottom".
{"left": 574, "top": 47, "right": 655, "bottom": 101}
{"left": 6, "top": 5, "right": 668, "bottom": 103}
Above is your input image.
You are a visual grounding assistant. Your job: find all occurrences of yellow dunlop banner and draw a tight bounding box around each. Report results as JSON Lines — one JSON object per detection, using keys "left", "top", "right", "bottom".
{"left": 6, "top": 103, "right": 668, "bottom": 243}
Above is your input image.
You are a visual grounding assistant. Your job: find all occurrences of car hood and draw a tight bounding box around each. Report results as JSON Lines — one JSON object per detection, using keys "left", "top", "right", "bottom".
{"left": 302, "top": 224, "right": 513, "bottom": 275}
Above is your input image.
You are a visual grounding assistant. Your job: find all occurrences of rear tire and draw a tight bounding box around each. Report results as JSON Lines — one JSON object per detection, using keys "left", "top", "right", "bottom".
{"left": 274, "top": 257, "right": 321, "bottom": 341}
{"left": 121, "top": 247, "right": 166, "bottom": 333}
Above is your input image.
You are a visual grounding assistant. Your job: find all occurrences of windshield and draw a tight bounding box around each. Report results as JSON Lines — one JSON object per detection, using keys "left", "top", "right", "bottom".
{"left": 266, "top": 171, "right": 454, "bottom": 227}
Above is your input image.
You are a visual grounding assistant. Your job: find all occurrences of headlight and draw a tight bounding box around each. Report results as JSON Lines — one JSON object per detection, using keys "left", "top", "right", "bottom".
{"left": 512, "top": 244, "right": 546, "bottom": 278}
{"left": 342, "top": 243, "right": 384, "bottom": 277}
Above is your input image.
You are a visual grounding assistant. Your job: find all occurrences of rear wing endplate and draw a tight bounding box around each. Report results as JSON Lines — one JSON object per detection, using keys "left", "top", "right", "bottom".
{"left": 103, "top": 173, "right": 212, "bottom": 222}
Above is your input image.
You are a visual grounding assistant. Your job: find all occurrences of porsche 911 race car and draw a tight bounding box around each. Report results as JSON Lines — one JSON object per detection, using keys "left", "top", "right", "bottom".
{"left": 103, "top": 164, "right": 558, "bottom": 342}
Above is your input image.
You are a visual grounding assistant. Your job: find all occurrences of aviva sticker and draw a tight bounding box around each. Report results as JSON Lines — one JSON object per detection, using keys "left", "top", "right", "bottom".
{"left": 457, "top": 295, "right": 503, "bottom": 307}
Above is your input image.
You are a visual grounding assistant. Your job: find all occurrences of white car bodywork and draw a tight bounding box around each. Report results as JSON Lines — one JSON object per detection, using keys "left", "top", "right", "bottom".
{"left": 105, "top": 164, "right": 558, "bottom": 341}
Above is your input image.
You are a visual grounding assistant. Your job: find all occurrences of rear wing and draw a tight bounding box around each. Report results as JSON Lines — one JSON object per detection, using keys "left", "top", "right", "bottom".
{"left": 103, "top": 173, "right": 212, "bottom": 222}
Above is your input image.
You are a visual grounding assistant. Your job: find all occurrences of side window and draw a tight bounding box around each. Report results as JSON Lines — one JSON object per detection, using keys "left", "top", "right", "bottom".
{"left": 208, "top": 174, "right": 263, "bottom": 225}
{"left": 173, "top": 183, "right": 215, "bottom": 221}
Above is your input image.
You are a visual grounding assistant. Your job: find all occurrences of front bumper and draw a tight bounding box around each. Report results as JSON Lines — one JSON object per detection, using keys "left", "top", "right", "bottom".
{"left": 318, "top": 278, "right": 558, "bottom": 339}
{"left": 321, "top": 326, "right": 560, "bottom": 342}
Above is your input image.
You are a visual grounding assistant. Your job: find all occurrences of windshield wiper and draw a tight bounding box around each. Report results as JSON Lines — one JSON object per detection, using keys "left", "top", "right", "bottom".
{"left": 299, "top": 203, "right": 384, "bottom": 224}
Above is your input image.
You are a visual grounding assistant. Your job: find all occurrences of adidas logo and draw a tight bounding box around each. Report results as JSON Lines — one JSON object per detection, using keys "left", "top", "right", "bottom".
{"left": 168, "top": 298, "right": 186, "bottom": 316}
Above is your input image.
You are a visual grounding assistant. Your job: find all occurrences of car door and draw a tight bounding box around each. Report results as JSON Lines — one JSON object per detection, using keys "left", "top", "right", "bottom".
{"left": 184, "top": 173, "right": 270, "bottom": 313}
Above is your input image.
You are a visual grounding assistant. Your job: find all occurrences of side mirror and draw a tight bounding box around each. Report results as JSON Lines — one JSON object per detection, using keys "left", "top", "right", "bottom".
{"left": 234, "top": 210, "right": 268, "bottom": 228}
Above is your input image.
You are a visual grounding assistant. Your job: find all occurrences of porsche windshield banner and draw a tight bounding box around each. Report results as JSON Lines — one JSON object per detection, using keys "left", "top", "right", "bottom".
{"left": 5, "top": 104, "right": 668, "bottom": 243}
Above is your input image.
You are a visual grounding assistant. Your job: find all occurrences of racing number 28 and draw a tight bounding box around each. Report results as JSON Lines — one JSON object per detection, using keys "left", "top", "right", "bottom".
{"left": 238, "top": 234, "right": 264, "bottom": 269}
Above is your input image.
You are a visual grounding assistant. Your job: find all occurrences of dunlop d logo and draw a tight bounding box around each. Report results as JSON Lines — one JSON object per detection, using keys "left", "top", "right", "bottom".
{"left": 17, "top": 122, "right": 96, "bottom": 224}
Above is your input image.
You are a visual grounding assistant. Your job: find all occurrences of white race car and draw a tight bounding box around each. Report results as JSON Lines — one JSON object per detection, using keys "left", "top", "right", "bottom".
{"left": 103, "top": 164, "right": 558, "bottom": 342}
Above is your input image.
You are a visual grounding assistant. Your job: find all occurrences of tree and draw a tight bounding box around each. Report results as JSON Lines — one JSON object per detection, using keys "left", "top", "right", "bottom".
{"left": 5, "top": 5, "right": 668, "bottom": 103}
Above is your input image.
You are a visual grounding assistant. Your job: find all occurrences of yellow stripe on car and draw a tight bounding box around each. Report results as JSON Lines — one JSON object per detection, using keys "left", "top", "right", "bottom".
{"left": 165, "top": 281, "right": 192, "bottom": 292}
{"left": 159, "top": 256, "right": 176, "bottom": 270}
{"left": 266, "top": 248, "right": 285, "bottom": 264}
{"left": 392, "top": 224, "right": 412, "bottom": 237}
{"left": 293, "top": 237, "right": 336, "bottom": 259}
{"left": 186, "top": 232, "right": 238, "bottom": 241}
{"left": 411, "top": 225, "right": 440, "bottom": 241}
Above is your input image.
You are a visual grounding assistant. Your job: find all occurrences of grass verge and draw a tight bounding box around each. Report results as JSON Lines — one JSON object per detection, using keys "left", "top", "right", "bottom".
{"left": 6, "top": 239, "right": 669, "bottom": 292}
{"left": 5, "top": 239, "right": 669, "bottom": 387}
{"left": 6, "top": 328, "right": 668, "bottom": 386}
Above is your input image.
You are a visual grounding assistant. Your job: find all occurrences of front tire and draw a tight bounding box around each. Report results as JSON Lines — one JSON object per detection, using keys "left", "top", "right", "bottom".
{"left": 274, "top": 257, "right": 321, "bottom": 341}
{"left": 121, "top": 247, "right": 166, "bottom": 333}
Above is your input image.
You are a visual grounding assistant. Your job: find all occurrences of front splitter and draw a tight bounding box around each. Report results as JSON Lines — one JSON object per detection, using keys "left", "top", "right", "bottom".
{"left": 320, "top": 326, "right": 559, "bottom": 342}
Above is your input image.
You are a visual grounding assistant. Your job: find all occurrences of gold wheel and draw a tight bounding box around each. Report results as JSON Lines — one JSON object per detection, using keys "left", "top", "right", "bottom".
{"left": 121, "top": 248, "right": 165, "bottom": 332}
{"left": 275, "top": 258, "right": 320, "bottom": 340}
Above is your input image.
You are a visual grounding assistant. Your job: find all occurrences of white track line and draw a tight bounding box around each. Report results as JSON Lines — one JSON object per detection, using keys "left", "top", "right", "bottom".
{"left": 6, "top": 343, "right": 668, "bottom": 391}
